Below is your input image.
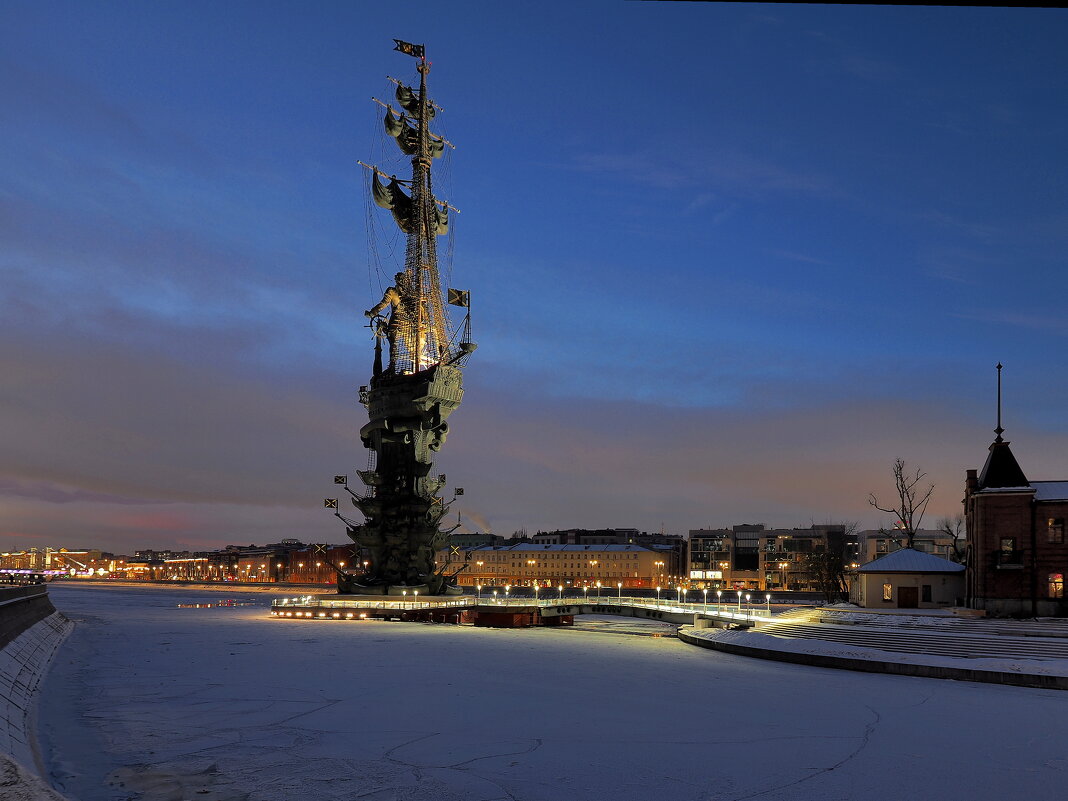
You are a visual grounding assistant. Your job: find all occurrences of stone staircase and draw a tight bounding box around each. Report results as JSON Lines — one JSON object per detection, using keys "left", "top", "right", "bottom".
{"left": 756, "top": 610, "right": 1068, "bottom": 661}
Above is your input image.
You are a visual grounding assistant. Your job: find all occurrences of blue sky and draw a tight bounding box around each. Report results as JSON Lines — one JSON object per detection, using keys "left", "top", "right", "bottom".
{"left": 3, "top": 2, "right": 1067, "bottom": 551}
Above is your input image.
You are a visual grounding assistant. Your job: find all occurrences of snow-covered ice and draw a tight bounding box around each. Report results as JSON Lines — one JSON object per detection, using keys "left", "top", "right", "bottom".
{"left": 40, "top": 583, "right": 1068, "bottom": 801}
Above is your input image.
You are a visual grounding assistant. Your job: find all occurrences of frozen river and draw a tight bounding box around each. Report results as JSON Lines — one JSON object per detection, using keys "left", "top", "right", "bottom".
{"left": 40, "top": 583, "right": 1066, "bottom": 801}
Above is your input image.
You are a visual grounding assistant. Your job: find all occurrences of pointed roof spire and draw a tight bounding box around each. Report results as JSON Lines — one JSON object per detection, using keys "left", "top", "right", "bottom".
{"left": 978, "top": 362, "right": 1030, "bottom": 490}
{"left": 995, "top": 362, "right": 1004, "bottom": 443}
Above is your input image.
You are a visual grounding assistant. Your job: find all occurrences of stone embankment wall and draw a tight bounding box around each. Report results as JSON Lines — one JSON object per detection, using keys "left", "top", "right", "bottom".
{"left": 0, "top": 585, "right": 72, "bottom": 800}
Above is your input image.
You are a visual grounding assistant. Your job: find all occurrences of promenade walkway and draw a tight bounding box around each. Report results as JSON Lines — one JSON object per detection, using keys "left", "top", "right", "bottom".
{"left": 753, "top": 608, "right": 1068, "bottom": 660}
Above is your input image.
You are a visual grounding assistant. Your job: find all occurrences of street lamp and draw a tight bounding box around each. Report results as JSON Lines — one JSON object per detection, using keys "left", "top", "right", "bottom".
{"left": 583, "top": 585, "right": 589, "bottom": 603}
{"left": 716, "top": 589, "right": 722, "bottom": 610}
{"left": 596, "top": 581, "right": 602, "bottom": 602}
{"left": 477, "top": 584, "right": 482, "bottom": 600}
{"left": 414, "top": 589, "right": 419, "bottom": 605}
{"left": 558, "top": 584, "right": 564, "bottom": 600}
{"left": 656, "top": 586, "right": 661, "bottom": 608}
{"left": 534, "top": 583, "right": 540, "bottom": 602}
{"left": 765, "top": 593, "right": 771, "bottom": 615}
{"left": 703, "top": 588, "right": 708, "bottom": 611}
{"left": 617, "top": 582, "right": 622, "bottom": 604}
{"left": 505, "top": 584, "right": 511, "bottom": 602}
{"left": 493, "top": 590, "right": 498, "bottom": 604}
{"left": 737, "top": 590, "right": 742, "bottom": 611}
{"left": 677, "top": 586, "right": 683, "bottom": 605}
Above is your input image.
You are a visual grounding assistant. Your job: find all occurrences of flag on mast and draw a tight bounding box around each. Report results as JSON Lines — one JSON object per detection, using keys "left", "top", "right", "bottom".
{"left": 393, "top": 39, "right": 425, "bottom": 59}
{"left": 447, "top": 288, "right": 470, "bottom": 307}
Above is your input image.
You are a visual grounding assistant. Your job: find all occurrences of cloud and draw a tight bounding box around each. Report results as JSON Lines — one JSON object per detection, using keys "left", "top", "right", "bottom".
{"left": 556, "top": 146, "right": 844, "bottom": 201}
{"left": 767, "top": 249, "right": 833, "bottom": 267}
{"left": 953, "top": 310, "right": 1068, "bottom": 336}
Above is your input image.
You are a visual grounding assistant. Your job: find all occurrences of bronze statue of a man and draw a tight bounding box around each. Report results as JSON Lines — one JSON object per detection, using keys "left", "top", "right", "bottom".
{"left": 365, "top": 271, "right": 423, "bottom": 369}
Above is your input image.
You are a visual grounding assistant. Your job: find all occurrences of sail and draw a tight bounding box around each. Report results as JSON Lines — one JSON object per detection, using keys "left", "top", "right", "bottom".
{"left": 371, "top": 170, "right": 448, "bottom": 235}
{"left": 396, "top": 82, "right": 435, "bottom": 119}
{"left": 384, "top": 107, "right": 444, "bottom": 158}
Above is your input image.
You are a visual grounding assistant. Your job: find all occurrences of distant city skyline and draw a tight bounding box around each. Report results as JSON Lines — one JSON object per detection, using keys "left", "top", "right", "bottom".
{"left": 3, "top": 2, "right": 1068, "bottom": 552}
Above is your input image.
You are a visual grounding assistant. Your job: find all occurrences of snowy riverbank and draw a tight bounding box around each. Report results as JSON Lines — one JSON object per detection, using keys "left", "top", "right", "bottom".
{"left": 0, "top": 604, "right": 73, "bottom": 801}
{"left": 39, "top": 583, "right": 1068, "bottom": 800}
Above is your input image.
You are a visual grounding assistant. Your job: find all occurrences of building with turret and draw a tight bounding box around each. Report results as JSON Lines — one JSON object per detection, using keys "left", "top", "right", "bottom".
{"left": 964, "top": 368, "right": 1068, "bottom": 616}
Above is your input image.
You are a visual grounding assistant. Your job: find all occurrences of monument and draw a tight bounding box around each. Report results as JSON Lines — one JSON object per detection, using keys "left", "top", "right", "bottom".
{"left": 324, "top": 41, "right": 475, "bottom": 596}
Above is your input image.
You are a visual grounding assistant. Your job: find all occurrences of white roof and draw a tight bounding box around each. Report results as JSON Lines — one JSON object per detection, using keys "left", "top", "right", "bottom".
{"left": 1032, "top": 481, "right": 1068, "bottom": 502}
{"left": 858, "top": 548, "right": 965, "bottom": 574}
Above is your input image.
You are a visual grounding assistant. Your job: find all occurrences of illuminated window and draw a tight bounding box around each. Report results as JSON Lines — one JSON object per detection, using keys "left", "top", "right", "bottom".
{"left": 1048, "top": 519, "right": 1065, "bottom": 545}
{"left": 882, "top": 583, "right": 893, "bottom": 602}
{"left": 1050, "top": 573, "right": 1064, "bottom": 599}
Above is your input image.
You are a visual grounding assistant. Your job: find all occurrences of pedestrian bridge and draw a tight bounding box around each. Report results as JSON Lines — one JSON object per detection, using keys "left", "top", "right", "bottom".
{"left": 270, "top": 593, "right": 774, "bottom": 628}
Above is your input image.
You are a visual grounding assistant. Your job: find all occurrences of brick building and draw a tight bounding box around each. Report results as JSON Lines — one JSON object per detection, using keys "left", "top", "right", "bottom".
{"left": 965, "top": 426, "right": 1068, "bottom": 617}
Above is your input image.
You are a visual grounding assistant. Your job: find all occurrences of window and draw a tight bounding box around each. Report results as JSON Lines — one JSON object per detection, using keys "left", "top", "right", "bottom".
{"left": 1048, "top": 519, "right": 1065, "bottom": 545}
{"left": 882, "top": 583, "right": 893, "bottom": 602}
{"left": 922, "top": 585, "right": 932, "bottom": 603}
{"left": 1050, "top": 573, "right": 1064, "bottom": 599}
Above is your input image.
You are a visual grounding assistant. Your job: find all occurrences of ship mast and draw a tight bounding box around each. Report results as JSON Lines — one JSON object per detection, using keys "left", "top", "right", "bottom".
{"left": 401, "top": 48, "right": 449, "bottom": 374}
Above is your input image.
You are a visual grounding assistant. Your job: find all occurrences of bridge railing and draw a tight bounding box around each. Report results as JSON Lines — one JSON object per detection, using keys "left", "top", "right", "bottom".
{"left": 270, "top": 593, "right": 777, "bottom": 622}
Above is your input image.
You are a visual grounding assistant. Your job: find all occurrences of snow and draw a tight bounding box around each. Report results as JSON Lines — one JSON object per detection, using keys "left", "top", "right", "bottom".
{"left": 856, "top": 549, "right": 964, "bottom": 573}
{"left": 39, "top": 583, "right": 1068, "bottom": 801}
{"left": 1032, "top": 480, "right": 1068, "bottom": 501}
{"left": 691, "top": 627, "right": 1068, "bottom": 677}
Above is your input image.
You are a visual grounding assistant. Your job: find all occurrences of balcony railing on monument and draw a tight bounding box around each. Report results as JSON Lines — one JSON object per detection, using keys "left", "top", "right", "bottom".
{"left": 995, "top": 550, "right": 1025, "bottom": 569}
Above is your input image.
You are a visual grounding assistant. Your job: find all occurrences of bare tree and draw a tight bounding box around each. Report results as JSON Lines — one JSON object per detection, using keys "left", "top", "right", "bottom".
{"left": 869, "top": 459, "right": 934, "bottom": 550}
{"left": 801, "top": 521, "right": 858, "bottom": 603}
{"left": 937, "top": 514, "right": 967, "bottom": 564}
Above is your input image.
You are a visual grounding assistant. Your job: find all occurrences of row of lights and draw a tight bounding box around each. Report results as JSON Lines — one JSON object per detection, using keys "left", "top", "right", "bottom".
{"left": 272, "top": 610, "right": 369, "bottom": 620}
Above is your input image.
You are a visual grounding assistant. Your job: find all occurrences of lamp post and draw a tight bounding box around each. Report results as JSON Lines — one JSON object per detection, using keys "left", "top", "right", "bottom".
{"left": 493, "top": 590, "right": 498, "bottom": 604}
{"left": 703, "top": 588, "right": 708, "bottom": 612}
{"left": 716, "top": 589, "right": 722, "bottom": 610}
{"left": 477, "top": 584, "right": 482, "bottom": 600}
{"left": 402, "top": 589, "right": 407, "bottom": 608}
{"left": 596, "top": 581, "right": 602, "bottom": 602}
{"left": 656, "top": 586, "right": 661, "bottom": 608}
{"left": 558, "top": 584, "right": 564, "bottom": 601}
{"left": 414, "top": 589, "right": 419, "bottom": 606}
{"left": 765, "top": 593, "right": 771, "bottom": 616}
{"left": 737, "top": 590, "right": 742, "bottom": 612}
{"left": 583, "top": 585, "right": 589, "bottom": 603}
{"left": 505, "top": 584, "right": 511, "bottom": 603}
{"left": 677, "top": 586, "right": 684, "bottom": 605}
{"left": 534, "top": 583, "right": 540, "bottom": 603}
{"left": 617, "top": 582, "right": 623, "bottom": 604}
{"left": 745, "top": 593, "right": 751, "bottom": 619}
